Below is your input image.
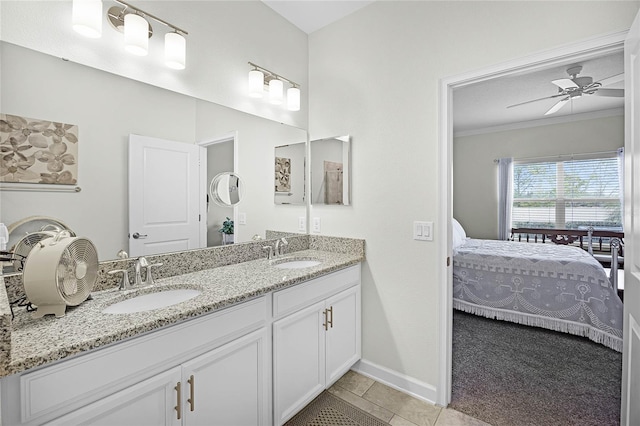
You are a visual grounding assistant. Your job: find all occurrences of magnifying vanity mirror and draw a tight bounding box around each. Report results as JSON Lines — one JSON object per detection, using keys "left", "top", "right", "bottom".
{"left": 310, "top": 135, "right": 351, "bottom": 206}
{"left": 274, "top": 142, "right": 306, "bottom": 205}
{"left": 210, "top": 172, "right": 244, "bottom": 207}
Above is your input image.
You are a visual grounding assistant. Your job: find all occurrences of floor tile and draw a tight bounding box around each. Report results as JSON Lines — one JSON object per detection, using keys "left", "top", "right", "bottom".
{"left": 334, "top": 370, "right": 375, "bottom": 396}
{"left": 363, "top": 382, "right": 442, "bottom": 426}
{"left": 390, "top": 414, "right": 421, "bottom": 426}
{"left": 328, "top": 385, "right": 395, "bottom": 423}
{"left": 435, "top": 408, "right": 491, "bottom": 426}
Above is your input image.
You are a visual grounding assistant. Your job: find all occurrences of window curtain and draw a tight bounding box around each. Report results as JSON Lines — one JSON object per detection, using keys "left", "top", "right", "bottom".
{"left": 618, "top": 147, "right": 624, "bottom": 231}
{"left": 497, "top": 157, "right": 513, "bottom": 240}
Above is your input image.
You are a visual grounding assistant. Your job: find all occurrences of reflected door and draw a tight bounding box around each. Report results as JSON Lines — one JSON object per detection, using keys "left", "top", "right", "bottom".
{"left": 128, "top": 134, "right": 202, "bottom": 256}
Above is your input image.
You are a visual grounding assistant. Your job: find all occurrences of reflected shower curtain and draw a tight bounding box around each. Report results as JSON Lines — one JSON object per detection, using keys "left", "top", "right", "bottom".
{"left": 497, "top": 157, "right": 513, "bottom": 240}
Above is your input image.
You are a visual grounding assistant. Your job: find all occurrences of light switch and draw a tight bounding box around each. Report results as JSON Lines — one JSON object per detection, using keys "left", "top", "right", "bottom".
{"left": 238, "top": 212, "right": 247, "bottom": 225}
{"left": 413, "top": 221, "right": 433, "bottom": 241}
{"left": 298, "top": 216, "right": 306, "bottom": 232}
{"left": 312, "top": 217, "right": 321, "bottom": 233}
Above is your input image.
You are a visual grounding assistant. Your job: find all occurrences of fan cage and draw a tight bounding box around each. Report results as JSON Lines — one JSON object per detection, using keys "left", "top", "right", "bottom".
{"left": 13, "top": 232, "right": 55, "bottom": 271}
{"left": 55, "top": 238, "right": 98, "bottom": 305}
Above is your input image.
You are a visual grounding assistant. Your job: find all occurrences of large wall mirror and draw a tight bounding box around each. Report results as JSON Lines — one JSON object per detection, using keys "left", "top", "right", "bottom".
{"left": 310, "top": 135, "right": 351, "bottom": 206}
{"left": 0, "top": 42, "right": 308, "bottom": 263}
{"left": 274, "top": 142, "right": 306, "bottom": 205}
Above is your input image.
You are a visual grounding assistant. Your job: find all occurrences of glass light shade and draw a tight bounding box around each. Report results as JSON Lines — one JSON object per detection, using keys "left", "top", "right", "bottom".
{"left": 72, "top": 0, "right": 103, "bottom": 38}
{"left": 248, "top": 70, "right": 264, "bottom": 98}
{"left": 124, "top": 13, "right": 148, "bottom": 56}
{"left": 287, "top": 87, "right": 301, "bottom": 111}
{"left": 165, "top": 32, "right": 186, "bottom": 70}
{"left": 269, "top": 79, "right": 284, "bottom": 105}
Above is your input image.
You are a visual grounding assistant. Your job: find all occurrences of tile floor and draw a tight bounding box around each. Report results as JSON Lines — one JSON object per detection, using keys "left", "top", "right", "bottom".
{"left": 328, "top": 371, "right": 490, "bottom": 426}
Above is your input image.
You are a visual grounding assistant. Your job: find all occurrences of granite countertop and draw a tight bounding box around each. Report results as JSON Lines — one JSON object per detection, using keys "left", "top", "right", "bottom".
{"left": 4, "top": 249, "right": 363, "bottom": 377}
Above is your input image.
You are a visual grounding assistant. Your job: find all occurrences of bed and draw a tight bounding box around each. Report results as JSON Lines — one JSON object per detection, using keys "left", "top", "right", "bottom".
{"left": 452, "top": 220, "right": 623, "bottom": 352}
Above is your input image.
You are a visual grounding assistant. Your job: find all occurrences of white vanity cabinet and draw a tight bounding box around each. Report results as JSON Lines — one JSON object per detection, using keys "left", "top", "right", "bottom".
{"left": 47, "top": 328, "right": 268, "bottom": 426}
{"left": 1, "top": 297, "right": 269, "bottom": 426}
{"left": 272, "top": 265, "right": 361, "bottom": 425}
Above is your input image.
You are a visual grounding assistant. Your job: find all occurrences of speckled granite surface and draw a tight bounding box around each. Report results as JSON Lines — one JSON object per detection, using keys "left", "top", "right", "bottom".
{"left": 1, "top": 235, "right": 364, "bottom": 378}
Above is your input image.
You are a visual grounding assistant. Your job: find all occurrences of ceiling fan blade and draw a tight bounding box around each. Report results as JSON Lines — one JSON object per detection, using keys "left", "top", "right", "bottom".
{"left": 592, "top": 88, "right": 624, "bottom": 97}
{"left": 507, "top": 94, "right": 563, "bottom": 109}
{"left": 544, "top": 97, "right": 570, "bottom": 115}
{"left": 551, "top": 78, "right": 579, "bottom": 90}
{"left": 596, "top": 73, "right": 624, "bottom": 87}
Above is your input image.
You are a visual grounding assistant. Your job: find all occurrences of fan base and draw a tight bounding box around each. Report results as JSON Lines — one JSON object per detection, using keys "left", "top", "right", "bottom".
{"left": 32, "top": 304, "right": 67, "bottom": 318}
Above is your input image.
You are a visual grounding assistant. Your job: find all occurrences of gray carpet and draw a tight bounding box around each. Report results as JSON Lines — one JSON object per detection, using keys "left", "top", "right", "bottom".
{"left": 450, "top": 310, "right": 622, "bottom": 426}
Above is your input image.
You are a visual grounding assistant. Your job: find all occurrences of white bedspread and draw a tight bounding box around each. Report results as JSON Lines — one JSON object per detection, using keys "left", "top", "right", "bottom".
{"left": 453, "top": 238, "right": 623, "bottom": 352}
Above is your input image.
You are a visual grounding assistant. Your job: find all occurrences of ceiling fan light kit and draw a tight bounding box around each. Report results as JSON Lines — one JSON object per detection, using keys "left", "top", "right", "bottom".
{"left": 508, "top": 64, "right": 624, "bottom": 115}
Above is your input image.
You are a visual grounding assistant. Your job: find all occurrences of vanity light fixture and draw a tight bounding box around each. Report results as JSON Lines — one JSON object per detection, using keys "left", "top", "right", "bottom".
{"left": 73, "top": 0, "right": 188, "bottom": 69}
{"left": 248, "top": 62, "right": 301, "bottom": 111}
{"left": 72, "top": 0, "right": 103, "bottom": 38}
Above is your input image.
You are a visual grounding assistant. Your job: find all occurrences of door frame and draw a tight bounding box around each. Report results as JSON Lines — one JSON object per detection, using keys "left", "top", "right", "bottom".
{"left": 436, "top": 31, "right": 628, "bottom": 406}
{"left": 197, "top": 131, "right": 238, "bottom": 246}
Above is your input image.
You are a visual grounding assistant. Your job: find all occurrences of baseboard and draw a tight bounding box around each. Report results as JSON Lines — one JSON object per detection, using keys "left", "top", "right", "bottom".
{"left": 351, "top": 359, "right": 438, "bottom": 405}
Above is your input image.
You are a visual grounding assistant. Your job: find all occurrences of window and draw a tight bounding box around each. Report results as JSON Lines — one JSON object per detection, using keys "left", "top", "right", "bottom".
{"left": 512, "top": 154, "right": 622, "bottom": 231}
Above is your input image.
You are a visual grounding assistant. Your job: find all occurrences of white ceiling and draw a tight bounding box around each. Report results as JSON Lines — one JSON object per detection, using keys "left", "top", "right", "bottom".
{"left": 261, "top": 0, "right": 374, "bottom": 34}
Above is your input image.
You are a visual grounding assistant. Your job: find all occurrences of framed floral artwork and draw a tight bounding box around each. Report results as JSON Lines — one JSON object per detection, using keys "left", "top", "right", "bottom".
{"left": 0, "top": 114, "right": 78, "bottom": 185}
{"left": 275, "top": 156, "right": 291, "bottom": 192}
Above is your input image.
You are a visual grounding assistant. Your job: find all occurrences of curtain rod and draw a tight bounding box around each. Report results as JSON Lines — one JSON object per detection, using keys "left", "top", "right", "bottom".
{"left": 494, "top": 148, "right": 622, "bottom": 164}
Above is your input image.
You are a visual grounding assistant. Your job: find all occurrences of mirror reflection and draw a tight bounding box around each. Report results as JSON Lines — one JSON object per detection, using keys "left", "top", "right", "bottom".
{"left": 274, "top": 142, "right": 306, "bottom": 205}
{"left": 0, "top": 42, "right": 308, "bottom": 262}
{"left": 310, "top": 135, "right": 351, "bottom": 205}
{"left": 210, "top": 172, "right": 244, "bottom": 207}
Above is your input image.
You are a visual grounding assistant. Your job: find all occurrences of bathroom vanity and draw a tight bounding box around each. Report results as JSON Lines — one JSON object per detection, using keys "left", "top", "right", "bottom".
{"left": 0, "top": 242, "right": 363, "bottom": 426}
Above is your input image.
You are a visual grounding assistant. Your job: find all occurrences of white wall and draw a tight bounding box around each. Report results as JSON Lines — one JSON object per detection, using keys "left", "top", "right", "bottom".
{"left": 0, "top": 1, "right": 308, "bottom": 129}
{"left": 454, "top": 115, "right": 625, "bottom": 239}
{"left": 308, "top": 0, "right": 639, "bottom": 400}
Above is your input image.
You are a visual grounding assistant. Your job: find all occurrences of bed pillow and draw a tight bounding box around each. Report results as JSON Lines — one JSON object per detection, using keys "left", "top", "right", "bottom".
{"left": 452, "top": 218, "right": 467, "bottom": 248}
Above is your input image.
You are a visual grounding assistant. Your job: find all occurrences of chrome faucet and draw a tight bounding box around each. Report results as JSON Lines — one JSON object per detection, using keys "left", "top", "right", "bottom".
{"left": 263, "top": 245, "right": 274, "bottom": 260}
{"left": 134, "top": 257, "right": 147, "bottom": 287}
{"left": 275, "top": 237, "right": 288, "bottom": 257}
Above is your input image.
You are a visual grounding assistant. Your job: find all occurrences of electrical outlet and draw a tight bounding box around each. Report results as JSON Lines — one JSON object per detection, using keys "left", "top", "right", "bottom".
{"left": 312, "top": 217, "right": 321, "bottom": 233}
{"left": 298, "top": 216, "right": 306, "bottom": 232}
{"left": 238, "top": 212, "right": 247, "bottom": 225}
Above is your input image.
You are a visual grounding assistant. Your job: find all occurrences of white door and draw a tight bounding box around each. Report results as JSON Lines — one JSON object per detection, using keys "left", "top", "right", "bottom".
{"left": 46, "top": 367, "right": 182, "bottom": 426}
{"left": 325, "top": 286, "right": 361, "bottom": 386}
{"left": 622, "top": 10, "right": 640, "bottom": 426}
{"left": 182, "top": 329, "right": 269, "bottom": 426}
{"left": 129, "top": 134, "right": 202, "bottom": 256}
{"left": 273, "top": 301, "right": 326, "bottom": 425}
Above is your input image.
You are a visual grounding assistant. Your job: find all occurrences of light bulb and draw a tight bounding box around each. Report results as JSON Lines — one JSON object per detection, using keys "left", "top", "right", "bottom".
{"left": 124, "top": 13, "right": 148, "bottom": 56}
{"left": 72, "top": 0, "right": 103, "bottom": 38}
{"left": 287, "top": 87, "right": 300, "bottom": 111}
{"left": 248, "top": 70, "right": 264, "bottom": 98}
{"left": 165, "top": 32, "right": 186, "bottom": 70}
{"left": 269, "top": 79, "right": 284, "bottom": 105}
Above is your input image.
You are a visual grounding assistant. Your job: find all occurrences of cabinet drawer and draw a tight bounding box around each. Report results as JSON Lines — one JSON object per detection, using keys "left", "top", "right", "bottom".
{"left": 273, "top": 265, "right": 360, "bottom": 319}
{"left": 19, "top": 296, "right": 267, "bottom": 424}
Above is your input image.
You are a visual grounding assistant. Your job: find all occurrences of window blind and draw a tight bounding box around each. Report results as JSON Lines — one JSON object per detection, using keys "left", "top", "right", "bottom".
{"left": 512, "top": 156, "right": 622, "bottom": 231}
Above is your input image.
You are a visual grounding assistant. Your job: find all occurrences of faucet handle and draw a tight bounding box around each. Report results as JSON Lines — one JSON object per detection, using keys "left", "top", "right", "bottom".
{"left": 109, "top": 269, "right": 133, "bottom": 290}
{"left": 145, "top": 262, "right": 163, "bottom": 286}
{"left": 263, "top": 245, "right": 273, "bottom": 260}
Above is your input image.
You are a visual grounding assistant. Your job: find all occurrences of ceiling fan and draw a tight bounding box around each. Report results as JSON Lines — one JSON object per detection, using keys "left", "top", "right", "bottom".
{"left": 507, "top": 65, "right": 624, "bottom": 115}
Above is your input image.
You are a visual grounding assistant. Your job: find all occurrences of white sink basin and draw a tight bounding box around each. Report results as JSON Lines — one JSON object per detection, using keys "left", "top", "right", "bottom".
{"left": 272, "top": 259, "right": 321, "bottom": 269}
{"left": 103, "top": 289, "right": 201, "bottom": 314}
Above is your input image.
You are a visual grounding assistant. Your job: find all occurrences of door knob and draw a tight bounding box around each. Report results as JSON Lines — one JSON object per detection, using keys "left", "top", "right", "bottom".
{"left": 132, "top": 232, "right": 148, "bottom": 239}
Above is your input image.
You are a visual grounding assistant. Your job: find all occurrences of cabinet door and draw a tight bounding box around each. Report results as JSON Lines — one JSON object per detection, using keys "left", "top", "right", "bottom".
{"left": 273, "top": 301, "right": 326, "bottom": 425}
{"left": 325, "top": 286, "right": 361, "bottom": 386}
{"left": 45, "top": 367, "right": 182, "bottom": 426}
{"left": 182, "top": 328, "right": 269, "bottom": 426}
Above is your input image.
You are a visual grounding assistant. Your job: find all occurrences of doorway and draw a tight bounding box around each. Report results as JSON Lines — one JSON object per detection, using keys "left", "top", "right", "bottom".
{"left": 437, "top": 31, "right": 628, "bottom": 406}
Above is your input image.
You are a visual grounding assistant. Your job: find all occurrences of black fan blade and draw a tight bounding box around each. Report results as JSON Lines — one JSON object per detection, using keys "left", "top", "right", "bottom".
{"left": 593, "top": 88, "right": 624, "bottom": 97}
